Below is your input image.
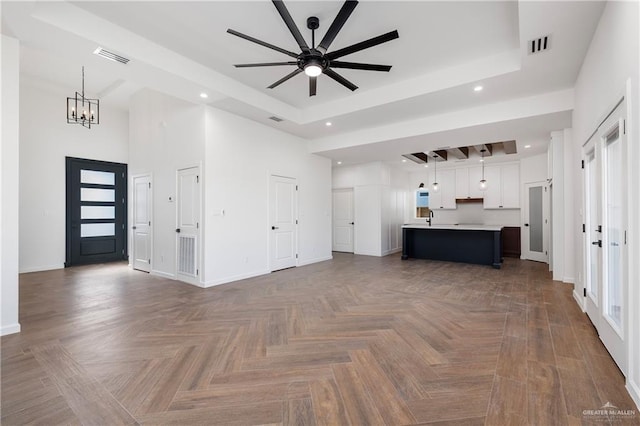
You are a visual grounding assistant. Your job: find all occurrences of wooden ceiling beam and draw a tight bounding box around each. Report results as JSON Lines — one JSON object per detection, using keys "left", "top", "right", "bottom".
{"left": 448, "top": 147, "right": 469, "bottom": 160}
{"left": 432, "top": 150, "right": 448, "bottom": 161}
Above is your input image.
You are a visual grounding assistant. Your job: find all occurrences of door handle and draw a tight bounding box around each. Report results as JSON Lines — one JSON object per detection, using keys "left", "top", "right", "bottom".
{"left": 132, "top": 226, "right": 137, "bottom": 230}
{"left": 350, "top": 222, "right": 354, "bottom": 225}
{"left": 524, "top": 223, "right": 529, "bottom": 227}
{"left": 272, "top": 226, "right": 279, "bottom": 230}
{"left": 592, "top": 240, "right": 602, "bottom": 247}
{"left": 176, "top": 228, "right": 181, "bottom": 233}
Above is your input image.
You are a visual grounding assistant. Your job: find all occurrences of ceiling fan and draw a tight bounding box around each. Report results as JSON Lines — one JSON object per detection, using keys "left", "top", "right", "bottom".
{"left": 227, "top": 0, "right": 399, "bottom": 97}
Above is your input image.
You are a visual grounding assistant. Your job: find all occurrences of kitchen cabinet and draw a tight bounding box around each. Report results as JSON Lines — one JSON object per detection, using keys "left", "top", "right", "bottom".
{"left": 483, "top": 164, "right": 520, "bottom": 209}
{"left": 455, "top": 166, "right": 484, "bottom": 199}
{"left": 429, "top": 169, "right": 456, "bottom": 209}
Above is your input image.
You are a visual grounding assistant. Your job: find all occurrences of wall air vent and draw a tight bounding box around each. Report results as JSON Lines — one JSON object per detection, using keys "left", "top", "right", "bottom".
{"left": 528, "top": 35, "right": 551, "bottom": 54}
{"left": 268, "top": 116, "right": 284, "bottom": 122}
{"left": 93, "top": 47, "right": 130, "bottom": 64}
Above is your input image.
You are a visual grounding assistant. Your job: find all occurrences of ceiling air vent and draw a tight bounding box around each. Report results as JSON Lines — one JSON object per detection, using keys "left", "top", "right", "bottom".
{"left": 268, "top": 116, "right": 284, "bottom": 122}
{"left": 528, "top": 35, "right": 551, "bottom": 55}
{"left": 93, "top": 47, "right": 130, "bottom": 64}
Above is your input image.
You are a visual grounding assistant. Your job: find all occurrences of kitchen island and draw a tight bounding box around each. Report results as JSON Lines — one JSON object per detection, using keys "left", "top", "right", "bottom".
{"left": 401, "top": 224, "right": 503, "bottom": 268}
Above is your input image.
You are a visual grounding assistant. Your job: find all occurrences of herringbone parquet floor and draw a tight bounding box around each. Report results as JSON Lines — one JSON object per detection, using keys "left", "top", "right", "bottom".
{"left": 1, "top": 254, "right": 638, "bottom": 425}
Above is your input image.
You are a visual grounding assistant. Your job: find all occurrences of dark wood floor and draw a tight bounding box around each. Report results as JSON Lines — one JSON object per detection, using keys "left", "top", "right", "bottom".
{"left": 2, "top": 254, "right": 638, "bottom": 425}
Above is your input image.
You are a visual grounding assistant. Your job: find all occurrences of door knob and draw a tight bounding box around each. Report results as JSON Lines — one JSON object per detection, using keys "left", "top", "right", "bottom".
{"left": 524, "top": 223, "right": 529, "bottom": 227}
{"left": 176, "top": 228, "right": 181, "bottom": 233}
{"left": 272, "top": 226, "right": 279, "bottom": 230}
{"left": 350, "top": 222, "right": 354, "bottom": 225}
{"left": 132, "top": 226, "right": 137, "bottom": 230}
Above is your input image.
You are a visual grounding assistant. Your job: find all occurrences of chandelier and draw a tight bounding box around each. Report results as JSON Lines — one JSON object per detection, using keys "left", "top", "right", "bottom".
{"left": 67, "top": 66, "right": 99, "bottom": 129}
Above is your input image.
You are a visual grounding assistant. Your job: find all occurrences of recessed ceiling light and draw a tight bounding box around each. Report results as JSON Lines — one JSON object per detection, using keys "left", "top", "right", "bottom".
{"left": 402, "top": 159, "right": 407, "bottom": 163}
{"left": 200, "top": 93, "right": 208, "bottom": 99}
{"left": 524, "top": 144, "right": 531, "bottom": 148}
{"left": 325, "top": 122, "right": 332, "bottom": 126}
{"left": 479, "top": 159, "right": 484, "bottom": 163}
{"left": 337, "top": 161, "right": 342, "bottom": 165}
{"left": 424, "top": 164, "right": 428, "bottom": 168}
{"left": 474, "top": 85, "right": 483, "bottom": 92}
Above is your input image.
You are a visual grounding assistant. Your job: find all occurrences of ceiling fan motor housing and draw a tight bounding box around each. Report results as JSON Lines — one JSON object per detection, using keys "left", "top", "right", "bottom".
{"left": 298, "top": 50, "right": 329, "bottom": 72}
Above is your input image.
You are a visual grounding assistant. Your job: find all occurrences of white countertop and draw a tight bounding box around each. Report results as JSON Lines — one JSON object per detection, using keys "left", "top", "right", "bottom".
{"left": 402, "top": 224, "right": 504, "bottom": 231}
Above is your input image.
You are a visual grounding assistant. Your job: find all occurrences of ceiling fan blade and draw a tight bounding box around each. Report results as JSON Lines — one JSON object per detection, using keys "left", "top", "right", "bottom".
{"left": 329, "top": 61, "right": 392, "bottom": 72}
{"left": 235, "top": 62, "right": 298, "bottom": 68}
{"left": 324, "top": 69, "right": 358, "bottom": 91}
{"left": 227, "top": 29, "right": 298, "bottom": 58}
{"left": 268, "top": 68, "right": 303, "bottom": 89}
{"left": 325, "top": 30, "right": 399, "bottom": 60}
{"left": 309, "top": 76, "right": 317, "bottom": 97}
{"left": 272, "top": 0, "right": 310, "bottom": 52}
{"left": 317, "top": 0, "right": 358, "bottom": 54}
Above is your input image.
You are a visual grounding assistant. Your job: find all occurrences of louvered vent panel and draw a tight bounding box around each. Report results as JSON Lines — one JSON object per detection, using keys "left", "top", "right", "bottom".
{"left": 528, "top": 35, "right": 551, "bottom": 54}
{"left": 178, "top": 235, "right": 196, "bottom": 277}
{"left": 93, "top": 47, "right": 130, "bottom": 64}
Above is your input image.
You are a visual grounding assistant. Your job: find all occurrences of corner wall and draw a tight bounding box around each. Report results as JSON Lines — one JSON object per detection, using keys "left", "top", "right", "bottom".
{"left": 18, "top": 78, "right": 129, "bottom": 273}
{"left": 204, "top": 107, "right": 331, "bottom": 285}
{"left": 128, "top": 89, "right": 205, "bottom": 280}
{"left": 572, "top": 0, "right": 639, "bottom": 408}
{"left": 332, "top": 162, "right": 407, "bottom": 257}
{"left": 1, "top": 35, "right": 21, "bottom": 335}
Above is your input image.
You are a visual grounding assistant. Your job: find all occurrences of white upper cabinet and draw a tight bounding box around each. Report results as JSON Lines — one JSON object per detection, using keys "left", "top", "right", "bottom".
{"left": 455, "top": 166, "right": 485, "bottom": 199}
{"left": 483, "top": 164, "right": 520, "bottom": 209}
{"left": 429, "top": 169, "right": 456, "bottom": 209}
{"left": 455, "top": 168, "right": 469, "bottom": 198}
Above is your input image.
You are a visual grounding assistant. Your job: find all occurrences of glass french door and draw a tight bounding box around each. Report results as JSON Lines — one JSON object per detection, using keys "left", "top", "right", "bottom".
{"left": 583, "top": 100, "right": 627, "bottom": 375}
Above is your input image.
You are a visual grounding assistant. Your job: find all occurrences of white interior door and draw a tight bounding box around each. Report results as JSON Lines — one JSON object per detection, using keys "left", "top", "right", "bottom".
{"left": 132, "top": 174, "right": 152, "bottom": 272}
{"left": 583, "top": 100, "right": 627, "bottom": 375}
{"left": 522, "top": 182, "right": 548, "bottom": 263}
{"left": 332, "top": 188, "right": 354, "bottom": 253}
{"left": 270, "top": 175, "right": 297, "bottom": 271}
{"left": 176, "top": 167, "right": 200, "bottom": 283}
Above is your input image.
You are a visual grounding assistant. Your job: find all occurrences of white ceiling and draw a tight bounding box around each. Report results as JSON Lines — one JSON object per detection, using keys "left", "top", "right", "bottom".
{"left": 2, "top": 1, "right": 605, "bottom": 169}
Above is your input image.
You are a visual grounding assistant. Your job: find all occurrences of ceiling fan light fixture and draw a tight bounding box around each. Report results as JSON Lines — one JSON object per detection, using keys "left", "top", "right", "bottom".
{"left": 304, "top": 63, "right": 322, "bottom": 77}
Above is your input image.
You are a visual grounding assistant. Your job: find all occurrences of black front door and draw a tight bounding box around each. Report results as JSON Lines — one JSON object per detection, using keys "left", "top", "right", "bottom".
{"left": 65, "top": 157, "right": 127, "bottom": 267}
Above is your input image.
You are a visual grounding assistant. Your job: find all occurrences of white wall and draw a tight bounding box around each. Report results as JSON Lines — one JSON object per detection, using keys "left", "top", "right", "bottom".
{"left": 333, "top": 162, "right": 407, "bottom": 256}
{"left": 128, "top": 89, "right": 205, "bottom": 280}
{"left": 549, "top": 130, "right": 566, "bottom": 282}
{"left": 1, "top": 35, "right": 21, "bottom": 335}
{"left": 572, "top": 0, "right": 640, "bottom": 408}
{"left": 18, "top": 78, "right": 129, "bottom": 273}
{"left": 204, "top": 107, "right": 331, "bottom": 286}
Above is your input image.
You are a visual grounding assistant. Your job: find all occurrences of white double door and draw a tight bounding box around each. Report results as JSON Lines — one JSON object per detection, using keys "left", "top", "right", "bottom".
{"left": 583, "top": 100, "right": 628, "bottom": 375}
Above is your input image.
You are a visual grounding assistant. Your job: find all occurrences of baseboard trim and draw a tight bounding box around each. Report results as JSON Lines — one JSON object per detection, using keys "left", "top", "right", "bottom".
{"left": 626, "top": 379, "right": 640, "bottom": 410}
{"left": 382, "top": 248, "right": 402, "bottom": 256}
{"left": 573, "top": 289, "right": 585, "bottom": 312}
{"left": 298, "top": 255, "right": 333, "bottom": 267}
{"left": 19, "top": 264, "right": 63, "bottom": 274}
{"left": 204, "top": 269, "right": 271, "bottom": 288}
{"left": 151, "top": 270, "right": 176, "bottom": 280}
{"left": 563, "top": 276, "right": 575, "bottom": 284}
{"left": 1, "top": 323, "right": 21, "bottom": 336}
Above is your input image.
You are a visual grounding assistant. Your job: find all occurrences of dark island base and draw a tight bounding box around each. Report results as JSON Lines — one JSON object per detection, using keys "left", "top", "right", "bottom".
{"left": 402, "top": 227, "right": 502, "bottom": 269}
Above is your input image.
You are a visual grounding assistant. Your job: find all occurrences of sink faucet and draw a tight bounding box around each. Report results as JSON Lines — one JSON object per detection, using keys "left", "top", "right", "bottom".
{"left": 426, "top": 209, "right": 434, "bottom": 226}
